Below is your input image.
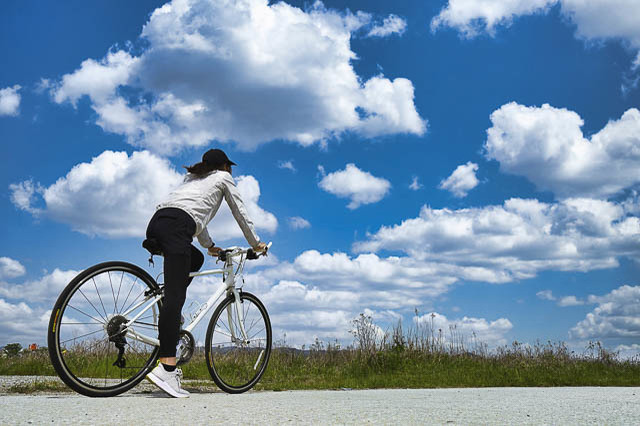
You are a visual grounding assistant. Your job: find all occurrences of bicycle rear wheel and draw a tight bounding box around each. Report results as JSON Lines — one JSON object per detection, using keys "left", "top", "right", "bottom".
{"left": 205, "top": 291, "right": 272, "bottom": 393}
{"left": 48, "top": 261, "right": 162, "bottom": 397}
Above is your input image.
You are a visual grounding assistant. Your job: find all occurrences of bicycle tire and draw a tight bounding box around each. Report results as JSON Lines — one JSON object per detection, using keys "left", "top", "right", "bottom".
{"left": 48, "top": 261, "right": 162, "bottom": 397}
{"left": 205, "top": 291, "right": 272, "bottom": 394}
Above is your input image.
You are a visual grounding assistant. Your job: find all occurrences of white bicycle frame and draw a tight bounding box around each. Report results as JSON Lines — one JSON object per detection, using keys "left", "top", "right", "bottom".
{"left": 119, "top": 244, "right": 269, "bottom": 348}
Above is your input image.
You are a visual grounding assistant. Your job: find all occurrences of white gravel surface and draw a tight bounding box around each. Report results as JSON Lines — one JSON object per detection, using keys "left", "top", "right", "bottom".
{"left": 0, "top": 377, "right": 638, "bottom": 425}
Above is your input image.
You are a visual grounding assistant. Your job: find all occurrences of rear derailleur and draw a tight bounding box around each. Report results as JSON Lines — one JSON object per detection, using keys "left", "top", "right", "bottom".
{"left": 107, "top": 315, "right": 128, "bottom": 368}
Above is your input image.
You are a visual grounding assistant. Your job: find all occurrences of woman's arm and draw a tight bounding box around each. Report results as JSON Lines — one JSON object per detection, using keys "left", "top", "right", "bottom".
{"left": 196, "top": 226, "right": 214, "bottom": 249}
{"left": 221, "top": 173, "right": 261, "bottom": 248}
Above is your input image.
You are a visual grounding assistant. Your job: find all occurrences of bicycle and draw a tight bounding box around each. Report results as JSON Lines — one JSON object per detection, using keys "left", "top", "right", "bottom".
{"left": 47, "top": 243, "right": 272, "bottom": 397}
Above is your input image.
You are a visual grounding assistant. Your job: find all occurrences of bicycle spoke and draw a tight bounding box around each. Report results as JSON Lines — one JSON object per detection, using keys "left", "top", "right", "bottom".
{"left": 246, "top": 315, "right": 260, "bottom": 335}
{"left": 124, "top": 342, "right": 152, "bottom": 369}
{"left": 218, "top": 314, "right": 233, "bottom": 336}
{"left": 248, "top": 326, "right": 266, "bottom": 341}
{"left": 135, "top": 314, "right": 156, "bottom": 322}
{"left": 63, "top": 335, "right": 105, "bottom": 353}
{"left": 60, "top": 328, "right": 105, "bottom": 345}
{"left": 211, "top": 340, "right": 235, "bottom": 345}
{"left": 77, "top": 289, "right": 107, "bottom": 323}
{"left": 92, "top": 278, "right": 109, "bottom": 319}
{"left": 108, "top": 271, "right": 117, "bottom": 315}
{"left": 246, "top": 306, "right": 259, "bottom": 332}
{"left": 119, "top": 276, "right": 139, "bottom": 315}
{"left": 214, "top": 329, "right": 234, "bottom": 339}
{"left": 130, "top": 318, "right": 158, "bottom": 326}
{"left": 130, "top": 323, "right": 157, "bottom": 332}
{"left": 115, "top": 271, "right": 124, "bottom": 314}
{"left": 67, "top": 304, "right": 105, "bottom": 325}
{"left": 230, "top": 304, "right": 242, "bottom": 336}
{"left": 121, "top": 289, "right": 146, "bottom": 315}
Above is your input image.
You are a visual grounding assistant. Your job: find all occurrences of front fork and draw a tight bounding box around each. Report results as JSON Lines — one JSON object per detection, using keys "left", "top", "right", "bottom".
{"left": 227, "top": 288, "right": 249, "bottom": 344}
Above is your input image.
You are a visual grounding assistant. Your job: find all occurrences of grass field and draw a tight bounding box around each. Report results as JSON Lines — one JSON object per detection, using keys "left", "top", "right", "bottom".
{"left": 1, "top": 343, "right": 639, "bottom": 391}
{"left": 2, "top": 315, "right": 639, "bottom": 391}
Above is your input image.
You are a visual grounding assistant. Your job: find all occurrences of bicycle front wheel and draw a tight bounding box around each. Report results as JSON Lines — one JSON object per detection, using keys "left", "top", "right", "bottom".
{"left": 48, "top": 261, "right": 162, "bottom": 397}
{"left": 205, "top": 291, "right": 272, "bottom": 393}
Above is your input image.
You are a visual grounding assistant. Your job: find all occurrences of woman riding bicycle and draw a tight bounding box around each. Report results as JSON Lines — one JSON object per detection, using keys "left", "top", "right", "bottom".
{"left": 144, "top": 148, "right": 267, "bottom": 398}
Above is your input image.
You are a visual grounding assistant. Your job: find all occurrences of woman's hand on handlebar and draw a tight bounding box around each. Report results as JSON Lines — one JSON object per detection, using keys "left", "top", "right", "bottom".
{"left": 208, "top": 246, "right": 222, "bottom": 257}
{"left": 254, "top": 242, "right": 268, "bottom": 254}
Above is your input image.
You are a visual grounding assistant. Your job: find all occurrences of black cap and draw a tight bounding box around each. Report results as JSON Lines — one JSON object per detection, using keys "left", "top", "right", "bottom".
{"left": 202, "top": 149, "right": 236, "bottom": 167}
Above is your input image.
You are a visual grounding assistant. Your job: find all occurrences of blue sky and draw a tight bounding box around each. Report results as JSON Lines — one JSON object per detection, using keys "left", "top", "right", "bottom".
{"left": 1, "top": 0, "right": 640, "bottom": 355}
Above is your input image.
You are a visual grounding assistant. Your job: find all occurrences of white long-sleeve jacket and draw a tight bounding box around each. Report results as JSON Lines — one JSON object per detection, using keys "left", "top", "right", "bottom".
{"left": 156, "top": 170, "right": 260, "bottom": 249}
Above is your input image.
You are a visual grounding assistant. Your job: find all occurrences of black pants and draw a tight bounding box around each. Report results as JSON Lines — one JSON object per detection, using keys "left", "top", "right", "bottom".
{"left": 146, "top": 208, "right": 204, "bottom": 358}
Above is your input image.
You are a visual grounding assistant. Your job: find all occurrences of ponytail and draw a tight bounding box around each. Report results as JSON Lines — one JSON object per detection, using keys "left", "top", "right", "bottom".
{"left": 183, "top": 161, "right": 217, "bottom": 176}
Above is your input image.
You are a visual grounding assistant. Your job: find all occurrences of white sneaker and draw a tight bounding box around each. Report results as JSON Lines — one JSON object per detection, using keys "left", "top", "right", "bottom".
{"left": 146, "top": 363, "right": 190, "bottom": 398}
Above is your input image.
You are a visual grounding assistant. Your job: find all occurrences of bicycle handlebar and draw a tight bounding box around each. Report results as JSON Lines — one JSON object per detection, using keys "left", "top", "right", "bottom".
{"left": 215, "top": 242, "right": 272, "bottom": 262}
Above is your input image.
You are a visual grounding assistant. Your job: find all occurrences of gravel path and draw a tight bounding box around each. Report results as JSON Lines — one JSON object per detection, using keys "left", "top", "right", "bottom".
{"left": 0, "top": 377, "right": 638, "bottom": 424}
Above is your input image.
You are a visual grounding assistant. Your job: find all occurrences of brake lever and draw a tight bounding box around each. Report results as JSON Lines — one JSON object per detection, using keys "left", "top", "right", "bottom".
{"left": 249, "top": 242, "right": 271, "bottom": 259}
{"left": 218, "top": 249, "right": 232, "bottom": 262}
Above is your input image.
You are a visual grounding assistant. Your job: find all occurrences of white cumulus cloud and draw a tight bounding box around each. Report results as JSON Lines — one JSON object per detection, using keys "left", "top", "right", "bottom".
{"left": 561, "top": 0, "right": 640, "bottom": 50}
{"left": 51, "top": 0, "right": 425, "bottom": 154}
{"left": 0, "top": 258, "right": 26, "bottom": 280}
{"left": 319, "top": 163, "right": 391, "bottom": 209}
{"left": 0, "top": 265, "right": 80, "bottom": 345}
{"left": 12, "top": 150, "right": 182, "bottom": 238}
{"left": 0, "top": 85, "right": 21, "bottom": 116}
{"left": 232, "top": 249, "right": 519, "bottom": 346}
{"left": 431, "top": 0, "right": 640, "bottom": 70}
{"left": 536, "top": 289, "right": 556, "bottom": 301}
{"left": 615, "top": 343, "right": 640, "bottom": 359}
{"left": 53, "top": 50, "right": 139, "bottom": 106}
{"left": 431, "top": 0, "right": 556, "bottom": 37}
{"left": 289, "top": 216, "right": 311, "bottom": 230}
{"left": 558, "top": 295, "right": 585, "bottom": 307}
{"left": 278, "top": 160, "right": 296, "bottom": 173}
{"left": 0, "top": 268, "right": 79, "bottom": 304}
{"left": 354, "top": 197, "right": 640, "bottom": 282}
{"left": 10, "top": 150, "right": 277, "bottom": 240}
{"left": 0, "top": 299, "right": 50, "bottom": 345}
{"left": 368, "top": 14, "right": 407, "bottom": 37}
{"left": 409, "top": 176, "right": 423, "bottom": 191}
{"left": 262, "top": 280, "right": 359, "bottom": 345}
{"left": 186, "top": 248, "right": 460, "bottom": 346}
{"left": 268, "top": 250, "right": 457, "bottom": 302}
{"left": 0, "top": 252, "right": 513, "bottom": 348}
{"left": 414, "top": 312, "right": 513, "bottom": 347}
{"left": 439, "top": 162, "right": 479, "bottom": 198}
{"left": 432, "top": 0, "right": 640, "bottom": 47}
{"left": 485, "top": 103, "right": 640, "bottom": 199}
{"left": 570, "top": 285, "right": 640, "bottom": 339}
{"left": 537, "top": 289, "right": 585, "bottom": 306}
{"left": 9, "top": 179, "right": 43, "bottom": 215}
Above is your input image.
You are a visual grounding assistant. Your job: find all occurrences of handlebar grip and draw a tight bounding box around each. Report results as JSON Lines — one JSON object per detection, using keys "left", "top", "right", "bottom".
{"left": 246, "top": 249, "right": 259, "bottom": 260}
